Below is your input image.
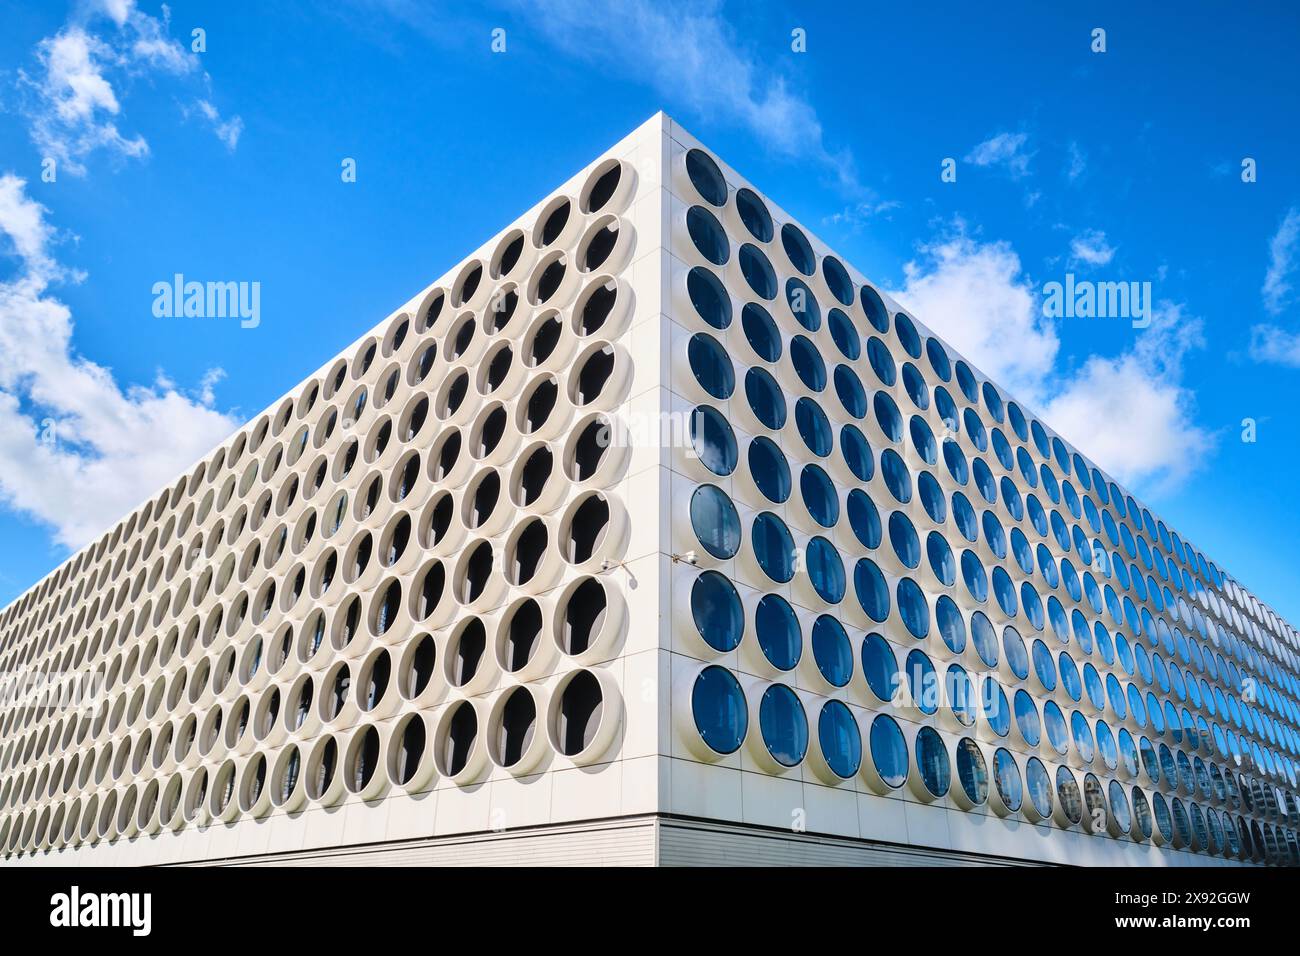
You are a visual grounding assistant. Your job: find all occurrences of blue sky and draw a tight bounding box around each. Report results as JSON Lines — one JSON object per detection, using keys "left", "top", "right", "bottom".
{"left": 0, "top": 0, "right": 1297, "bottom": 624}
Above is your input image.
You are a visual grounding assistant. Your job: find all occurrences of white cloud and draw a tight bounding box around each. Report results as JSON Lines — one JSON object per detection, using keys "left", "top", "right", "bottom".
{"left": 887, "top": 226, "right": 1055, "bottom": 401}
{"left": 823, "top": 200, "right": 902, "bottom": 232}
{"left": 1065, "top": 141, "right": 1087, "bottom": 182}
{"left": 1262, "top": 206, "right": 1300, "bottom": 316}
{"left": 504, "top": 0, "right": 861, "bottom": 194}
{"left": 18, "top": 1, "right": 241, "bottom": 174}
{"left": 964, "top": 131, "right": 1032, "bottom": 179}
{"left": 888, "top": 224, "right": 1212, "bottom": 493}
{"left": 0, "top": 174, "right": 238, "bottom": 549}
{"left": 196, "top": 99, "right": 244, "bottom": 151}
{"left": 1248, "top": 324, "right": 1300, "bottom": 367}
{"left": 1069, "top": 228, "right": 1116, "bottom": 268}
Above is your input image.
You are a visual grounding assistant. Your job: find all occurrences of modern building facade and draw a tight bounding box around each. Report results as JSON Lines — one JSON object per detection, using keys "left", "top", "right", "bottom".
{"left": 2, "top": 114, "right": 1297, "bottom": 867}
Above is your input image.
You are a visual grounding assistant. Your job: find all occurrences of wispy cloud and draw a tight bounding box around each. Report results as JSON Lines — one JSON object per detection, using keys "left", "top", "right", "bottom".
{"left": 1065, "top": 141, "right": 1087, "bottom": 182}
{"left": 195, "top": 99, "right": 244, "bottom": 151}
{"left": 1261, "top": 206, "right": 1300, "bottom": 316}
{"left": 964, "top": 131, "right": 1032, "bottom": 180}
{"left": 0, "top": 174, "right": 238, "bottom": 548}
{"left": 501, "top": 0, "right": 863, "bottom": 195}
{"left": 17, "top": 0, "right": 242, "bottom": 174}
{"left": 1248, "top": 324, "right": 1300, "bottom": 367}
{"left": 823, "top": 199, "right": 902, "bottom": 232}
{"left": 888, "top": 222, "right": 1212, "bottom": 493}
{"left": 1069, "top": 228, "right": 1116, "bottom": 268}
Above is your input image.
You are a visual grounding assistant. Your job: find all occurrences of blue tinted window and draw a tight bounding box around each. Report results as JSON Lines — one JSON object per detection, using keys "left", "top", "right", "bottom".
{"left": 744, "top": 367, "right": 786, "bottom": 429}
{"left": 957, "top": 739, "right": 989, "bottom": 804}
{"left": 906, "top": 649, "right": 938, "bottom": 714}
{"left": 902, "top": 362, "right": 930, "bottom": 409}
{"left": 847, "top": 489, "right": 882, "bottom": 549}
{"left": 822, "top": 256, "right": 855, "bottom": 306}
{"left": 916, "top": 726, "right": 951, "bottom": 796}
{"left": 927, "top": 531, "right": 955, "bottom": 585}
{"left": 1014, "top": 689, "right": 1041, "bottom": 745}
{"left": 828, "top": 308, "right": 860, "bottom": 359}
{"left": 947, "top": 664, "right": 978, "bottom": 726}
{"left": 961, "top": 550, "right": 988, "bottom": 602}
{"left": 785, "top": 277, "right": 820, "bottom": 331}
{"left": 955, "top": 360, "right": 979, "bottom": 403}
{"left": 874, "top": 393, "right": 903, "bottom": 442}
{"left": 983, "top": 678, "right": 1011, "bottom": 737}
{"left": 780, "top": 223, "right": 815, "bottom": 276}
{"left": 690, "top": 405, "right": 737, "bottom": 476}
{"left": 1004, "top": 625, "right": 1029, "bottom": 679}
{"left": 818, "top": 700, "right": 861, "bottom": 778}
{"left": 898, "top": 578, "right": 930, "bottom": 638}
{"left": 1032, "top": 639, "right": 1057, "bottom": 690}
{"left": 840, "top": 424, "right": 873, "bottom": 481}
{"left": 748, "top": 436, "right": 790, "bottom": 503}
{"left": 870, "top": 714, "right": 908, "bottom": 787}
{"left": 755, "top": 593, "right": 800, "bottom": 670}
{"left": 994, "top": 748, "right": 1022, "bottom": 811}
{"left": 691, "top": 665, "right": 746, "bottom": 754}
{"left": 861, "top": 633, "right": 898, "bottom": 702}
{"left": 943, "top": 439, "right": 969, "bottom": 485}
{"left": 861, "top": 285, "right": 891, "bottom": 333}
{"left": 910, "top": 416, "right": 937, "bottom": 463}
{"left": 919, "top": 471, "right": 947, "bottom": 523}
{"left": 688, "top": 332, "right": 734, "bottom": 399}
{"left": 685, "top": 149, "right": 726, "bottom": 204}
{"left": 1027, "top": 757, "right": 1053, "bottom": 816}
{"left": 790, "top": 335, "right": 826, "bottom": 391}
{"left": 795, "top": 398, "right": 832, "bottom": 456}
{"left": 925, "top": 336, "right": 951, "bottom": 380}
{"left": 800, "top": 464, "right": 838, "bottom": 527}
{"left": 687, "top": 205, "right": 729, "bottom": 264}
{"left": 739, "top": 243, "right": 777, "bottom": 298}
{"left": 855, "top": 558, "right": 890, "bottom": 622}
{"left": 889, "top": 511, "right": 920, "bottom": 568}
{"left": 971, "top": 610, "right": 999, "bottom": 667}
{"left": 952, "top": 492, "right": 978, "bottom": 541}
{"left": 936, "top": 595, "right": 966, "bottom": 653}
{"left": 690, "top": 484, "right": 739, "bottom": 558}
{"left": 690, "top": 570, "right": 742, "bottom": 651}
{"left": 753, "top": 512, "right": 795, "bottom": 583}
{"left": 894, "top": 312, "right": 922, "bottom": 358}
{"left": 735, "top": 187, "right": 773, "bottom": 241}
{"left": 686, "top": 266, "right": 731, "bottom": 329}
{"left": 740, "top": 302, "right": 780, "bottom": 361}
{"left": 833, "top": 365, "right": 866, "bottom": 418}
{"left": 1044, "top": 701, "right": 1069, "bottom": 754}
{"left": 759, "top": 683, "right": 807, "bottom": 767}
{"left": 867, "top": 336, "right": 896, "bottom": 386}
{"left": 880, "top": 449, "right": 912, "bottom": 502}
{"left": 807, "top": 537, "right": 846, "bottom": 604}
{"left": 812, "top": 615, "right": 852, "bottom": 687}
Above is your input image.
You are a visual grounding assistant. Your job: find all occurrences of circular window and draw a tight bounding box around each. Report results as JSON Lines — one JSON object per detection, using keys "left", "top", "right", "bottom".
{"left": 956, "top": 738, "right": 989, "bottom": 805}
{"left": 739, "top": 243, "right": 777, "bottom": 299}
{"left": 690, "top": 485, "right": 740, "bottom": 559}
{"left": 785, "top": 277, "right": 821, "bottom": 331}
{"left": 690, "top": 570, "right": 743, "bottom": 652}
{"left": 686, "top": 266, "right": 731, "bottom": 330}
{"left": 688, "top": 333, "right": 734, "bottom": 399}
{"left": 692, "top": 666, "right": 747, "bottom": 754}
{"left": 745, "top": 367, "right": 786, "bottom": 430}
{"left": 685, "top": 148, "right": 727, "bottom": 206}
{"left": 753, "top": 512, "right": 795, "bottom": 583}
{"left": 811, "top": 614, "right": 852, "bottom": 686}
{"left": 781, "top": 223, "right": 815, "bottom": 276}
{"left": 759, "top": 683, "right": 808, "bottom": 767}
{"left": 689, "top": 406, "right": 737, "bottom": 476}
{"left": 687, "top": 205, "right": 729, "bottom": 265}
{"left": 735, "top": 187, "right": 773, "bottom": 241}
{"left": 748, "top": 436, "right": 791, "bottom": 503}
{"left": 755, "top": 593, "right": 800, "bottom": 670}
{"left": 994, "top": 748, "right": 1022, "bottom": 811}
{"left": 818, "top": 700, "right": 861, "bottom": 778}
{"left": 870, "top": 714, "right": 908, "bottom": 788}
{"left": 916, "top": 726, "right": 951, "bottom": 797}
{"left": 861, "top": 633, "right": 898, "bottom": 702}
{"left": 741, "top": 302, "right": 780, "bottom": 361}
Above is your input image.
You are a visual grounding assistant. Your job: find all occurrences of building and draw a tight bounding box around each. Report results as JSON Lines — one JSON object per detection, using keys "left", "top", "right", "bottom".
{"left": 1, "top": 113, "right": 1296, "bottom": 867}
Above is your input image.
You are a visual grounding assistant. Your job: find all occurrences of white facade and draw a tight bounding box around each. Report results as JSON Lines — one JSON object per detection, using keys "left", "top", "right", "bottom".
{"left": 1, "top": 114, "right": 1296, "bottom": 866}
